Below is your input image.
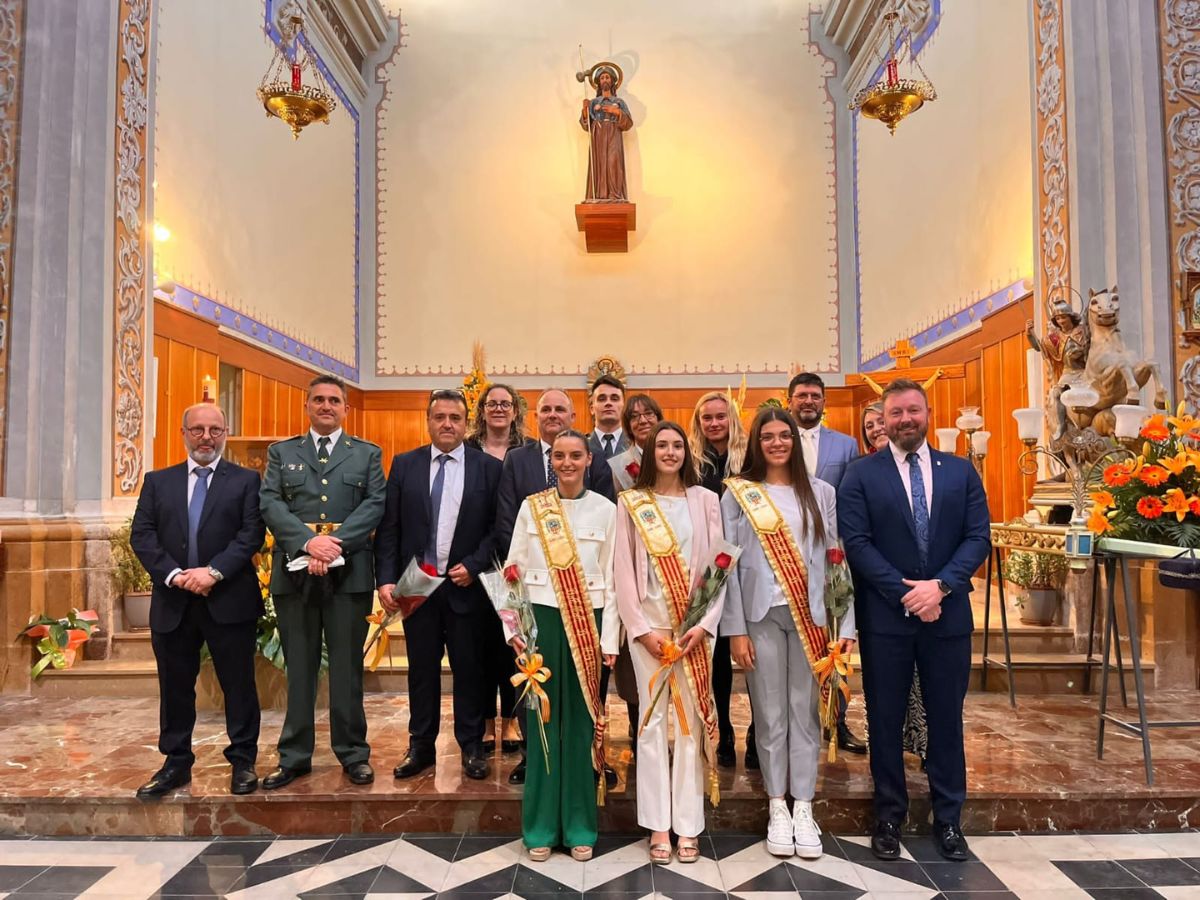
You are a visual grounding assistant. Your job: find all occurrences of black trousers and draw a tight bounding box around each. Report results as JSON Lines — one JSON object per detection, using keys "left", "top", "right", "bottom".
{"left": 713, "top": 634, "right": 756, "bottom": 745}
{"left": 402, "top": 593, "right": 487, "bottom": 752}
{"left": 858, "top": 629, "right": 971, "bottom": 826}
{"left": 151, "top": 600, "right": 259, "bottom": 770}
{"left": 482, "top": 612, "right": 517, "bottom": 720}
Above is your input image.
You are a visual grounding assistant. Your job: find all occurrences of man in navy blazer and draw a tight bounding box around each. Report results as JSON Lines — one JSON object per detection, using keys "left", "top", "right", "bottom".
{"left": 493, "top": 387, "right": 616, "bottom": 785}
{"left": 788, "top": 372, "right": 866, "bottom": 754}
{"left": 375, "top": 389, "right": 503, "bottom": 782}
{"left": 130, "top": 403, "right": 266, "bottom": 799}
{"left": 838, "top": 378, "right": 989, "bottom": 862}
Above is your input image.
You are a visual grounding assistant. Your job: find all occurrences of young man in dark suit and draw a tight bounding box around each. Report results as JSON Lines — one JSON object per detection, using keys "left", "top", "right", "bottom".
{"left": 375, "top": 389, "right": 503, "bottom": 781}
{"left": 130, "top": 402, "right": 266, "bottom": 798}
{"left": 838, "top": 378, "right": 990, "bottom": 862}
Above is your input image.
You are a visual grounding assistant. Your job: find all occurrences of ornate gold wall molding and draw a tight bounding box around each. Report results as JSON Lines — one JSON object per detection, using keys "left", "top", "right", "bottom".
{"left": 0, "top": 0, "right": 24, "bottom": 496}
{"left": 112, "top": 0, "right": 150, "bottom": 495}
{"left": 1034, "top": 0, "right": 1070, "bottom": 311}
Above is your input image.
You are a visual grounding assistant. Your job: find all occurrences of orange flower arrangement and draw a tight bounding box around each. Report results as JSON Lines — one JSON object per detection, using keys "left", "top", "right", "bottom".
{"left": 1089, "top": 403, "right": 1200, "bottom": 547}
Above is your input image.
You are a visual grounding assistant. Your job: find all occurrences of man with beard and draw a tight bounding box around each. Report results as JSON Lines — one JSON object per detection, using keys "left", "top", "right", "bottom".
{"left": 494, "top": 388, "right": 616, "bottom": 785}
{"left": 787, "top": 372, "right": 866, "bottom": 754}
{"left": 130, "top": 403, "right": 266, "bottom": 798}
{"left": 376, "top": 390, "right": 502, "bottom": 782}
{"left": 837, "top": 378, "right": 989, "bottom": 862}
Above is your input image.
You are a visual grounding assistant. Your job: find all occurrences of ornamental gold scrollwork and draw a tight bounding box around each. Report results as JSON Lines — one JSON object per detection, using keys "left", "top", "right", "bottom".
{"left": 990, "top": 523, "right": 1069, "bottom": 557}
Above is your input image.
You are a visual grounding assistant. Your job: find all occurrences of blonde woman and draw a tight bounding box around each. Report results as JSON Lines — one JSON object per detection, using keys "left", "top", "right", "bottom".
{"left": 503, "top": 429, "right": 620, "bottom": 862}
{"left": 611, "top": 422, "right": 725, "bottom": 864}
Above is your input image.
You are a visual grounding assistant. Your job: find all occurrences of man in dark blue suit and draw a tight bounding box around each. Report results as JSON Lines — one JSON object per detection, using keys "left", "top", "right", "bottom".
{"left": 130, "top": 403, "right": 266, "bottom": 799}
{"left": 493, "top": 387, "right": 616, "bottom": 785}
{"left": 375, "top": 389, "right": 503, "bottom": 781}
{"left": 838, "top": 378, "right": 989, "bottom": 862}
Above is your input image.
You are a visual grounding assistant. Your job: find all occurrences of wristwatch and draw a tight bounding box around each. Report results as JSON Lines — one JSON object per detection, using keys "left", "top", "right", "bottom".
{"left": 936, "top": 579, "right": 952, "bottom": 596}
{"left": 207, "top": 566, "right": 224, "bottom": 582}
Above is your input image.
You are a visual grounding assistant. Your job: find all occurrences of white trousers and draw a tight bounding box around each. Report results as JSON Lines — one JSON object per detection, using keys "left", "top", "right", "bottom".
{"left": 745, "top": 605, "right": 820, "bottom": 800}
{"left": 629, "top": 630, "right": 708, "bottom": 836}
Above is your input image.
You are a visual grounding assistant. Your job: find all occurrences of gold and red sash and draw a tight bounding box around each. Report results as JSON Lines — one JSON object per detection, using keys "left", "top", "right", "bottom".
{"left": 725, "top": 477, "right": 830, "bottom": 699}
{"left": 620, "top": 488, "right": 721, "bottom": 805}
{"left": 528, "top": 488, "right": 608, "bottom": 801}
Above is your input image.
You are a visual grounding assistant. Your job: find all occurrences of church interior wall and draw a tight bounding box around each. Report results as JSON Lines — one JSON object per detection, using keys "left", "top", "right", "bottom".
{"left": 854, "top": 0, "right": 1035, "bottom": 367}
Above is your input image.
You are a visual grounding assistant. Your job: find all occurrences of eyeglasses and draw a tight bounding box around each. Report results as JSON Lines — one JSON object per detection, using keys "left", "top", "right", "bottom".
{"left": 631, "top": 411, "right": 659, "bottom": 422}
{"left": 484, "top": 400, "right": 514, "bottom": 411}
{"left": 185, "top": 426, "right": 226, "bottom": 438}
{"left": 759, "top": 432, "right": 794, "bottom": 444}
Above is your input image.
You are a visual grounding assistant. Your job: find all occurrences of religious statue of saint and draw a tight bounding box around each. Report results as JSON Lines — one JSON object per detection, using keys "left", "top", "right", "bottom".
{"left": 579, "top": 64, "right": 633, "bottom": 202}
{"left": 1026, "top": 296, "right": 1089, "bottom": 440}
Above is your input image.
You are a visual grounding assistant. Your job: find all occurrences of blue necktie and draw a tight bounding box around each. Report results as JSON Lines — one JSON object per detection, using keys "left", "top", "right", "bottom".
{"left": 906, "top": 452, "right": 930, "bottom": 565}
{"left": 545, "top": 448, "right": 558, "bottom": 488}
{"left": 425, "top": 454, "right": 450, "bottom": 570}
{"left": 187, "top": 466, "right": 211, "bottom": 568}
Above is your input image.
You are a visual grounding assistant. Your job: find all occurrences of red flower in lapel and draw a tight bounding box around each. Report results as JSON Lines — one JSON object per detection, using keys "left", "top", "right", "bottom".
{"left": 626, "top": 461, "right": 640, "bottom": 479}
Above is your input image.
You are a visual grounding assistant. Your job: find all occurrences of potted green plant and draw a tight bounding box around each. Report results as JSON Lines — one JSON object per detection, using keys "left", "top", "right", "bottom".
{"left": 110, "top": 520, "right": 152, "bottom": 630}
{"left": 1002, "top": 550, "right": 1068, "bottom": 625}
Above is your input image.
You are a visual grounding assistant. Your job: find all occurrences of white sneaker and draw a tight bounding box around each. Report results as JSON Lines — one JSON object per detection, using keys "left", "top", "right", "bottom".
{"left": 792, "top": 800, "right": 823, "bottom": 859}
{"left": 766, "top": 800, "right": 795, "bottom": 857}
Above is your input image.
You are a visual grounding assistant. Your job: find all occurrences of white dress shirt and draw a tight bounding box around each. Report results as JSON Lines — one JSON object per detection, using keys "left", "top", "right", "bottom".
{"left": 889, "top": 439, "right": 933, "bottom": 513}
{"left": 310, "top": 427, "right": 343, "bottom": 455}
{"left": 764, "top": 483, "right": 805, "bottom": 608}
{"left": 799, "top": 425, "right": 820, "bottom": 474}
{"left": 430, "top": 442, "right": 466, "bottom": 575}
{"left": 593, "top": 427, "right": 624, "bottom": 451}
{"left": 167, "top": 454, "right": 223, "bottom": 586}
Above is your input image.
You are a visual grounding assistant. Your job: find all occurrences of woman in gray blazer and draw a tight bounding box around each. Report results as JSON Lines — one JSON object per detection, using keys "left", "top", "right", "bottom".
{"left": 720, "top": 408, "right": 856, "bottom": 861}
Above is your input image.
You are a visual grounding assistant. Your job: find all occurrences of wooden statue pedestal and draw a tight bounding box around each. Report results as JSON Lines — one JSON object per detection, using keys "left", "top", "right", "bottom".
{"left": 575, "top": 201, "right": 636, "bottom": 253}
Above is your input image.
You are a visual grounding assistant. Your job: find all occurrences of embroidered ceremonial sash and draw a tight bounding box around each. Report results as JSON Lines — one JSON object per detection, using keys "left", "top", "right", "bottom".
{"left": 528, "top": 488, "right": 608, "bottom": 797}
{"left": 620, "top": 488, "right": 722, "bottom": 805}
{"left": 724, "top": 477, "right": 830, "bottom": 701}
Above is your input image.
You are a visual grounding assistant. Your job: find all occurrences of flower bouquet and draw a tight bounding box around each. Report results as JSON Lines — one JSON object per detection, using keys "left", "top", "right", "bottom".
{"left": 20, "top": 608, "right": 100, "bottom": 678}
{"left": 1088, "top": 407, "right": 1200, "bottom": 548}
{"left": 641, "top": 540, "right": 741, "bottom": 735}
{"left": 816, "top": 541, "right": 855, "bottom": 762}
{"left": 480, "top": 561, "right": 551, "bottom": 770}
{"left": 364, "top": 558, "right": 445, "bottom": 672}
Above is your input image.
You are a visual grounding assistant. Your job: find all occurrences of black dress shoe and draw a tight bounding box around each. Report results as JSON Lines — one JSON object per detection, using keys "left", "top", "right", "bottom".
{"left": 501, "top": 739, "right": 522, "bottom": 753}
{"left": 462, "top": 746, "right": 490, "bottom": 780}
{"left": 262, "top": 765, "right": 311, "bottom": 791}
{"left": 872, "top": 821, "right": 902, "bottom": 860}
{"left": 837, "top": 723, "right": 868, "bottom": 754}
{"left": 481, "top": 739, "right": 496, "bottom": 754}
{"left": 393, "top": 749, "right": 435, "bottom": 779}
{"left": 230, "top": 767, "right": 258, "bottom": 795}
{"left": 135, "top": 766, "right": 191, "bottom": 800}
{"left": 716, "top": 738, "right": 736, "bottom": 769}
{"left": 933, "top": 821, "right": 970, "bottom": 861}
{"left": 345, "top": 761, "right": 374, "bottom": 785}
{"left": 744, "top": 741, "right": 759, "bottom": 770}
{"left": 508, "top": 758, "right": 527, "bottom": 784}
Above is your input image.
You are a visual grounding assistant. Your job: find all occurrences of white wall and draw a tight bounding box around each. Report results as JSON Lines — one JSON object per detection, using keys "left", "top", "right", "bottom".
{"left": 375, "top": 0, "right": 840, "bottom": 379}
{"left": 153, "top": 0, "right": 358, "bottom": 369}
{"left": 855, "top": 0, "right": 1034, "bottom": 364}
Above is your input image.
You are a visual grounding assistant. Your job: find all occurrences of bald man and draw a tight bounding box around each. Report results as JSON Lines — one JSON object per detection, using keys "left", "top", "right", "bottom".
{"left": 130, "top": 403, "right": 266, "bottom": 799}
{"left": 493, "top": 388, "right": 615, "bottom": 784}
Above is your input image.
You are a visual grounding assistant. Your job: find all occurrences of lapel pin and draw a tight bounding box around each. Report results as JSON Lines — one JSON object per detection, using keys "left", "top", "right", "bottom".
{"left": 287, "top": 463, "right": 295, "bottom": 470}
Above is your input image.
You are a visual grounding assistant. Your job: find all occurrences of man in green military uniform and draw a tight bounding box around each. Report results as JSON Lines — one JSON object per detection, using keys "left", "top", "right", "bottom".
{"left": 259, "top": 374, "right": 386, "bottom": 789}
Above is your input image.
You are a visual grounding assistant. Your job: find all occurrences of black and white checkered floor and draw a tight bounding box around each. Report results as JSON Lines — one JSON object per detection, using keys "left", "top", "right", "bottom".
{"left": 2, "top": 830, "right": 1200, "bottom": 898}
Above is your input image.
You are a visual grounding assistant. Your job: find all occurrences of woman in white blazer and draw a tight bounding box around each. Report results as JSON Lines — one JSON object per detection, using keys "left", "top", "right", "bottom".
{"left": 719, "top": 408, "right": 855, "bottom": 860}
{"left": 504, "top": 430, "right": 620, "bottom": 863}
{"left": 610, "top": 421, "right": 724, "bottom": 864}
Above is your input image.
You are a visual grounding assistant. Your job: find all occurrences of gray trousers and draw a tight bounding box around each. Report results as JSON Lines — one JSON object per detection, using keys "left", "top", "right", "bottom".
{"left": 745, "top": 605, "right": 820, "bottom": 800}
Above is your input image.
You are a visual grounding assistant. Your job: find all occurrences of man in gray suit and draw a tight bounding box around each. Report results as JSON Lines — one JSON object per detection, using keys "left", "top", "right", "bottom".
{"left": 587, "top": 374, "right": 629, "bottom": 460}
{"left": 788, "top": 372, "right": 867, "bottom": 754}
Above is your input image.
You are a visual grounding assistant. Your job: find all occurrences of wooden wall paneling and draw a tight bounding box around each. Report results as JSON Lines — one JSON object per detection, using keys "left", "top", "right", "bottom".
{"left": 980, "top": 342, "right": 1005, "bottom": 520}
{"left": 153, "top": 334, "right": 170, "bottom": 468}
{"left": 242, "top": 371, "right": 262, "bottom": 436}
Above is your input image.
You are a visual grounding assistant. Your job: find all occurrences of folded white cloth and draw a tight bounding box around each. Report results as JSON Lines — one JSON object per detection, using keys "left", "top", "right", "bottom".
{"left": 286, "top": 554, "right": 346, "bottom": 572}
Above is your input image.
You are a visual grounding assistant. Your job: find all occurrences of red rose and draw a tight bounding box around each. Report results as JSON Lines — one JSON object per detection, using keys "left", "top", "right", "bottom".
{"left": 714, "top": 552, "right": 733, "bottom": 570}
{"left": 826, "top": 547, "right": 845, "bottom": 565}
{"left": 626, "top": 462, "right": 640, "bottom": 478}
{"left": 503, "top": 564, "right": 521, "bottom": 584}
{"left": 419, "top": 562, "right": 439, "bottom": 577}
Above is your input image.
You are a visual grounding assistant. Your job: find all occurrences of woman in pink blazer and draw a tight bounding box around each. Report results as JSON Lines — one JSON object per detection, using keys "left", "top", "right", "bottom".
{"left": 607, "top": 421, "right": 725, "bottom": 864}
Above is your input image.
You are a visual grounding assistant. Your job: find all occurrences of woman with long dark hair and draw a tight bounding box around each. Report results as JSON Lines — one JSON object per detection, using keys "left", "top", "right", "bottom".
{"left": 720, "top": 407, "right": 854, "bottom": 860}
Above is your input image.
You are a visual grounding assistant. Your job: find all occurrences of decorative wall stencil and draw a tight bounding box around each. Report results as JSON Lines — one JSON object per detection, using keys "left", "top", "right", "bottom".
{"left": 1034, "top": 0, "right": 1070, "bottom": 315}
{"left": 0, "top": 0, "right": 24, "bottom": 495}
{"left": 113, "top": 0, "right": 151, "bottom": 495}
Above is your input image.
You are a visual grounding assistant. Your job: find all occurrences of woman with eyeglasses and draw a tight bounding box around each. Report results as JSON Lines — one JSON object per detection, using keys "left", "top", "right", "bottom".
{"left": 687, "top": 391, "right": 757, "bottom": 771}
{"left": 857, "top": 401, "right": 928, "bottom": 767}
{"left": 503, "top": 429, "right": 620, "bottom": 863}
{"left": 466, "top": 383, "right": 533, "bottom": 754}
{"left": 608, "top": 393, "right": 663, "bottom": 491}
{"left": 720, "top": 407, "right": 854, "bottom": 860}
{"left": 467, "top": 383, "right": 531, "bottom": 461}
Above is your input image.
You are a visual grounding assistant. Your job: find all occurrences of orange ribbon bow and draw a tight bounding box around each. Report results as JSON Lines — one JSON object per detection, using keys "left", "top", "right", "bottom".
{"left": 363, "top": 610, "right": 393, "bottom": 672}
{"left": 642, "top": 639, "right": 691, "bottom": 738}
{"left": 511, "top": 652, "right": 552, "bottom": 723}
{"left": 814, "top": 640, "right": 854, "bottom": 761}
